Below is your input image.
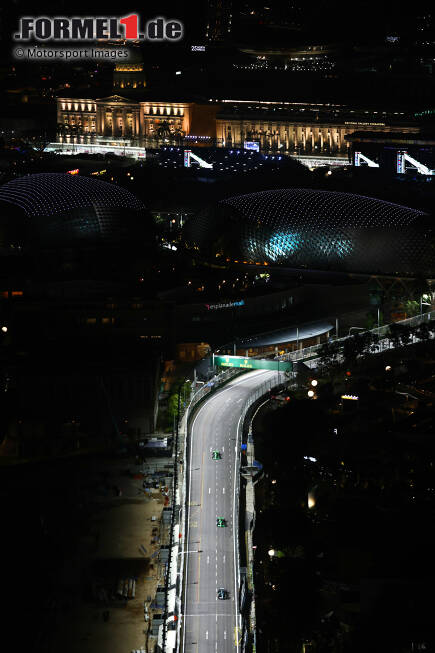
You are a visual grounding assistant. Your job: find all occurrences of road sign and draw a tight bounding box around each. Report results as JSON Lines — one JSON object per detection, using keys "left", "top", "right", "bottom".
{"left": 213, "top": 355, "right": 292, "bottom": 372}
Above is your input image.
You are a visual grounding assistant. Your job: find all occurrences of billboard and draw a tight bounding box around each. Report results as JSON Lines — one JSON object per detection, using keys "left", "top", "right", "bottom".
{"left": 214, "top": 355, "right": 292, "bottom": 372}
{"left": 244, "top": 141, "right": 260, "bottom": 152}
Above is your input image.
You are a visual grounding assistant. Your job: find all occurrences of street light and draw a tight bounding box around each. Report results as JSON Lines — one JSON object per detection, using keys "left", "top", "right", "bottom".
{"left": 307, "top": 390, "right": 315, "bottom": 398}
{"left": 311, "top": 379, "right": 318, "bottom": 387}
{"left": 420, "top": 295, "right": 431, "bottom": 316}
{"left": 1, "top": 326, "right": 7, "bottom": 333}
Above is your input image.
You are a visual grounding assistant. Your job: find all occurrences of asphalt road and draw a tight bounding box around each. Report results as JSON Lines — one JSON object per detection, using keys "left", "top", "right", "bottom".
{"left": 183, "top": 370, "right": 280, "bottom": 653}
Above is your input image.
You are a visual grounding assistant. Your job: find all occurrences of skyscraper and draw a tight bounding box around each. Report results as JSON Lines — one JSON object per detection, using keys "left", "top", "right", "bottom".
{"left": 205, "top": 0, "right": 233, "bottom": 41}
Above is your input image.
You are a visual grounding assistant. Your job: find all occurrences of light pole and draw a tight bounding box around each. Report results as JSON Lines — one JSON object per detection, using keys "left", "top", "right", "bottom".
{"left": 420, "top": 295, "right": 431, "bottom": 317}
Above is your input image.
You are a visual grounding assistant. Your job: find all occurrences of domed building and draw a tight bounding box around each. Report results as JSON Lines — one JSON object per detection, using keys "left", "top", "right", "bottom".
{"left": 184, "top": 189, "right": 435, "bottom": 278}
{"left": 0, "top": 173, "right": 148, "bottom": 252}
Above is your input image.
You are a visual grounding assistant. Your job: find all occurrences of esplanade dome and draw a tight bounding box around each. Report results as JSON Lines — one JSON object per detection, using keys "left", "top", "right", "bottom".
{"left": 184, "top": 188, "right": 435, "bottom": 277}
{"left": 0, "top": 173, "right": 148, "bottom": 251}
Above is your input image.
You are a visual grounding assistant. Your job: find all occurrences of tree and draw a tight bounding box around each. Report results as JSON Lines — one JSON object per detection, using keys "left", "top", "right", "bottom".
{"left": 318, "top": 340, "right": 341, "bottom": 370}
{"left": 167, "top": 381, "right": 192, "bottom": 426}
{"left": 403, "top": 299, "right": 419, "bottom": 317}
{"left": 342, "top": 332, "right": 371, "bottom": 363}
{"left": 387, "top": 323, "right": 412, "bottom": 348}
{"left": 167, "top": 393, "right": 179, "bottom": 426}
{"left": 414, "top": 322, "right": 430, "bottom": 342}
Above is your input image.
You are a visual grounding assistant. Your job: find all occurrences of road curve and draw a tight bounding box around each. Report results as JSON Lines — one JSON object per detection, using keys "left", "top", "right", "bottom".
{"left": 183, "top": 370, "right": 279, "bottom": 653}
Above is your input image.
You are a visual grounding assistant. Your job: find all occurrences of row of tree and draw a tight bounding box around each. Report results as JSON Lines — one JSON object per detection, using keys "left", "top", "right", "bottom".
{"left": 318, "top": 320, "right": 434, "bottom": 369}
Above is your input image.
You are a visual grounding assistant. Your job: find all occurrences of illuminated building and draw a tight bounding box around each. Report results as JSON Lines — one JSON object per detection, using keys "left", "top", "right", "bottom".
{"left": 55, "top": 95, "right": 216, "bottom": 151}
{"left": 54, "top": 94, "right": 421, "bottom": 156}
{"left": 113, "top": 62, "right": 147, "bottom": 91}
{"left": 0, "top": 173, "right": 148, "bottom": 249}
{"left": 184, "top": 189, "right": 434, "bottom": 277}
{"left": 214, "top": 100, "right": 420, "bottom": 154}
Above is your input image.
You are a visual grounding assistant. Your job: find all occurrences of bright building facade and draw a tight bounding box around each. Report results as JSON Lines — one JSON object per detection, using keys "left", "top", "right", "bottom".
{"left": 55, "top": 94, "right": 420, "bottom": 155}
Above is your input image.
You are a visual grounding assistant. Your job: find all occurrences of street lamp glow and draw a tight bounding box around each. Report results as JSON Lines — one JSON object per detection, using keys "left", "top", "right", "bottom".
{"left": 1, "top": 326, "right": 7, "bottom": 333}
{"left": 311, "top": 379, "right": 318, "bottom": 387}
{"left": 385, "top": 365, "right": 392, "bottom": 371}
{"left": 307, "top": 390, "right": 314, "bottom": 398}
{"left": 268, "top": 549, "right": 275, "bottom": 557}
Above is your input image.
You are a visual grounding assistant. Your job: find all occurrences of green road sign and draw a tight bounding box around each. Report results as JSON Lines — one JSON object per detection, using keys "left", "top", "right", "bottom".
{"left": 214, "top": 355, "right": 292, "bottom": 372}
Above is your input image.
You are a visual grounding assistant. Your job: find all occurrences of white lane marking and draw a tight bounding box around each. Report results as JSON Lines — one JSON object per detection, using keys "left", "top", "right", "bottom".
{"left": 223, "top": 487, "right": 225, "bottom": 494}
{"left": 207, "top": 556, "right": 210, "bottom": 564}
{"left": 223, "top": 555, "right": 226, "bottom": 563}
{"left": 234, "top": 411, "right": 243, "bottom": 653}
{"left": 222, "top": 446, "right": 224, "bottom": 452}
{"left": 208, "top": 487, "right": 211, "bottom": 494}
{"left": 206, "top": 631, "right": 208, "bottom": 640}
{"left": 224, "top": 631, "right": 227, "bottom": 640}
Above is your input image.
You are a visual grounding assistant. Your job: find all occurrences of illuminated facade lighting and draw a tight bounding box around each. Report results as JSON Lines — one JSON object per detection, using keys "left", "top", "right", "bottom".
{"left": 184, "top": 189, "right": 434, "bottom": 277}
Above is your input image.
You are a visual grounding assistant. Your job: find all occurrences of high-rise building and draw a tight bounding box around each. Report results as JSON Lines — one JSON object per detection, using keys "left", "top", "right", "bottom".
{"left": 205, "top": 0, "right": 233, "bottom": 42}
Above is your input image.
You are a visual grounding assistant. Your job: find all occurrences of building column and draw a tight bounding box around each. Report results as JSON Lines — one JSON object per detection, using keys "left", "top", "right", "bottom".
{"left": 139, "top": 108, "right": 145, "bottom": 144}
{"left": 121, "top": 109, "right": 126, "bottom": 138}
{"left": 111, "top": 109, "right": 115, "bottom": 138}
{"left": 135, "top": 110, "right": 140, "bottom": 138}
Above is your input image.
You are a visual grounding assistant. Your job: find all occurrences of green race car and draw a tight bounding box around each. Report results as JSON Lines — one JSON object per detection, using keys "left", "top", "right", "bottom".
{"left": 217, "top": 517, "right": 226, "bottom": 528}
{"left": 212, "top": 450, "right": 221, "bottom": 460}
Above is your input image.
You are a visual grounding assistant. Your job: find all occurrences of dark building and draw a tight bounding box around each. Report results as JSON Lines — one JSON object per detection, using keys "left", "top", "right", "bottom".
{"left": 184, "top": 188, "right": 435, "bottom": 278}
{"left": 206, "top": 0, "right": 233, "bottom": 42}
{"left": 0, "top": 173, "right": 172, "bottom": 456}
